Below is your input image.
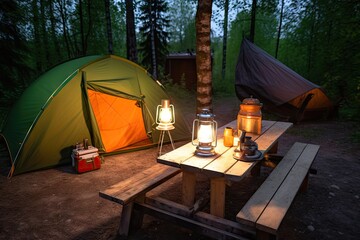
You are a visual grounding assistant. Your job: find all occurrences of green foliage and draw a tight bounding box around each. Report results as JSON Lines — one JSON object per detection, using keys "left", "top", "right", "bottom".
{"left": 167, "top": 0, "right": 196, "bottom": 52}
{"left": 1, "top": 0, "right": 359, "bottom": 123}
{"left": 138, "top": 0, "right": 170, "bottom": 78}
{"left": 212, "top": 6, "right": 279, "bottom": 98}
{"left": 0, "top": 0, "right": 32, "bottom": 103}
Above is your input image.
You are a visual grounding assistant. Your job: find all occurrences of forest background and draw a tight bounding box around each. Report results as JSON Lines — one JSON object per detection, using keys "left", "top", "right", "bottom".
{"left": 0, "top": 0, "right": 359, "bottom": 128}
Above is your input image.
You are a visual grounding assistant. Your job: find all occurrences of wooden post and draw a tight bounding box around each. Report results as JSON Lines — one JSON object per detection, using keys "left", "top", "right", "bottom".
{"left": 210, "top": 177, "right": 226, "bottom": 218}
{"left": 118, "top": 203, "right": 133, "bottom": 238}
{"left": 182, "top": 171, "right": 196, "bottom": 207}
{"left": 300, "top": 172, "right": 309, "bottom": 192}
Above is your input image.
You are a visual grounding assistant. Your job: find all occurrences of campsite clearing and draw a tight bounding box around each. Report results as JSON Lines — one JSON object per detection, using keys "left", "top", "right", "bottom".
{"left": 0, "top": 94, "right": 359, "bottom": 240}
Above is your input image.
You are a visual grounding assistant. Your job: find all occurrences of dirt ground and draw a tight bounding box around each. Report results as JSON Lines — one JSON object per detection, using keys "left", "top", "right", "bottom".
{"left": 1, "top": 93, "right": 360, "bottom": 240}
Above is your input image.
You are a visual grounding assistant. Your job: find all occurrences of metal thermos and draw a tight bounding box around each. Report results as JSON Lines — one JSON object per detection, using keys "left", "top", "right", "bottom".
{"left": 83, "top": 138, "right": 88, "bottom": 150}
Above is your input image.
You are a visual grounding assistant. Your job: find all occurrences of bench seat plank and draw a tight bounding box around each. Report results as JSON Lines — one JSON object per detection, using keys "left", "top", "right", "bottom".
{"left": 236, "top": 142, "right": 308, "bottom": 226}
{"left": 99, "top": 164, "right": 181, "bottom": 205}
{"left": 256, "top": 144, "right": 320, "bottom": 234}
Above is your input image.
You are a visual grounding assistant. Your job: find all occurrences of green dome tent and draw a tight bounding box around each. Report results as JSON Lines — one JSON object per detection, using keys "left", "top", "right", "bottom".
{"left": 1, "top": 55, "right": 190, "bottom": 176}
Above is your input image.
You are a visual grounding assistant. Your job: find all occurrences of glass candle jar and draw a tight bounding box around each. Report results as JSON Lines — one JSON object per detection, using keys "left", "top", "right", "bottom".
{"left": 223, "top": 127, "right": 234, "bottom": 147}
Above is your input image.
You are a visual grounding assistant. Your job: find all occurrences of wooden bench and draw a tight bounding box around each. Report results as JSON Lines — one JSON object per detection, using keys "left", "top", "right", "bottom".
{"left": 99, "top": 163, "right": 181, "bottom": 238}
{"left": 236, "top": 142, "right": 320, "bottom": 240}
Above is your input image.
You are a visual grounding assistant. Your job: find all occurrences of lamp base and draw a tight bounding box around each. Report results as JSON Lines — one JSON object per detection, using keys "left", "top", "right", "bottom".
{"left": 156, "top": 124, "right": 175, "bottom": 131}
{"left": 195, "top": 146, "right": 216, "bottom": 157}
{"left": 233, "top": 149, "right": 263, "bottom": 162}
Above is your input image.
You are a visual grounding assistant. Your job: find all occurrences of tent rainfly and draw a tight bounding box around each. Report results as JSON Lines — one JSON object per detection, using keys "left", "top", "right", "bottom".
{"left": 1, "top": 55, "right": 190, "bottom": 176}
{"left": 235, "top": 38, "right": 334, "bottom": 122}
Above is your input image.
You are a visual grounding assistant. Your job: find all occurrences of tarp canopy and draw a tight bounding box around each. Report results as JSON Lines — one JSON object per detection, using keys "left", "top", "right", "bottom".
{"left": 235, "top": 38, "right": 333, "bottom": 122}
{"left": 1, "top": 55, "right": 190, "bottom": 176}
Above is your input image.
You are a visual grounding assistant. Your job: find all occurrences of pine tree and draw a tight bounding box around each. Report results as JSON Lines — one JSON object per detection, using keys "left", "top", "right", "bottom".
{"left": 138, "top": 0, "right": 170, "bottom": 79}
{"left": 0, "top": 0, "right": 32, "bottom": 99}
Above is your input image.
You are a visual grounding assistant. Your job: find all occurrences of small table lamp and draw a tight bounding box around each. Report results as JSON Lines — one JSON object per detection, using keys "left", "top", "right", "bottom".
{"left": 156, "top": 99, "right": 175, "bottom": 155}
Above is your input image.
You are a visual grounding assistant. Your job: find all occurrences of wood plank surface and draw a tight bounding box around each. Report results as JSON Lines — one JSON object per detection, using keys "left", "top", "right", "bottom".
{"left": 225, "top": 121, "right": 291, "bottom": 181}
{"left": 236, "top": 142, "right": 307, "bottom": 226}
{"left": 255, "top": 121, "right": 293, "bottom": 153}
{"left": 134, "top": 201, "right": 251, "bottom": 240}
{"left": 99, "top": 164, "right": 180, "bottom": 205}
{"left": 145, "top": 196, "right": 256, "bottom": 237}
{"left": 204, "top": 147, "right": 238, "bottom": 178}
{"left": 256, "top": 144, "right": 319, "bottom": 234}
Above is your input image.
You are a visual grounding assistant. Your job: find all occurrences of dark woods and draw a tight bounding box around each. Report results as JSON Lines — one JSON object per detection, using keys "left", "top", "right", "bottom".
{"left": 0, "top": 0, "right": 359, "bottom": 120}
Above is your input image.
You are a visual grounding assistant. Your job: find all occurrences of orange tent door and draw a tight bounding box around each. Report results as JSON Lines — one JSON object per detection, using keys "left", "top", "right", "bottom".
{"left": 88, "top": 90, "right": 148, "bottom": 152}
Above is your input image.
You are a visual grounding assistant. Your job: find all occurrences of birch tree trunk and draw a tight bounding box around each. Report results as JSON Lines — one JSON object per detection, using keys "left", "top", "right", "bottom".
{"left": 275, "top": 0, "right": 284, "bottom": 59}
{"left": 150, "top": 2, "right": 158, "bottom": 79}
{"left": 195, "top": 0, "right": 212, "bottom": 113}
{"left": 221, "top": 0, "right": 229, "bottom": 81}
{"left": 249, "top": 0, "right": 257, "bottom": 42}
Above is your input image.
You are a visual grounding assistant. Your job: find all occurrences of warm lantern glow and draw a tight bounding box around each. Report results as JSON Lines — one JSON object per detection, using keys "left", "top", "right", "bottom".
{"left": 237, "top": 97, "right": 262, "bottom": 134}
{"left": 156, "top": 99, "right": 175, "bottom": 130}
{"left": 159, "top": 107, "right": 172, "bottom": 123}
{"left": 192, "top": 109, "right": 217, "bottom": 157}
{"left": 197, "top": 124, "right": 213, "bottom": 143}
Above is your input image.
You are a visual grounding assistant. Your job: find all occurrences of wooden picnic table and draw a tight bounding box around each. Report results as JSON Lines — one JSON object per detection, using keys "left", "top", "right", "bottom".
{"left": 157, "top": 120, "right": 293, "bottom": 218}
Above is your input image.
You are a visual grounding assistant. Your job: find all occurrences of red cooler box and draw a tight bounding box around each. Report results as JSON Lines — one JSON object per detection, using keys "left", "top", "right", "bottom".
{"left": 71, "top": 146, "right": 101, "bottom": 173}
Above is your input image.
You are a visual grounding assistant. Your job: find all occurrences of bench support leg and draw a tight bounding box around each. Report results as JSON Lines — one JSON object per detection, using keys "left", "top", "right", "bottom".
{"left": 118, "top": 195, "right": 146, "bottom": 239}
{"left": 182, "top": 171, "right": 196, "bottom": 207}
{"left": 118, "top": 203, "right": 133, "bottom": 238}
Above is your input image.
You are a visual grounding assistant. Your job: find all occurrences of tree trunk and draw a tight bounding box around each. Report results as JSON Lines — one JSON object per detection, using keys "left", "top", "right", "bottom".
{"left": 84, "top": 0, "right": 92, "bottom": 52}
{"left": 195, "top": 0, "right": 212, "bottom": 113}
{"left": 126, "top": 0, "right": 138, "bottom": 62}
{"left": 32, "top": 0, "right": 42, "bottom": 73}
{"left": 79, "top": 0, "right": 85, "bottom": 55}
{"left": 249, "top": 0, "right": 257, "bottom": 42}
{"left": 104, "top": 0, "right": 113, "bottom": 54}
{"left": 49, "top": 1, "right": 61, "bottom": 60}
{"left": 221, "top": 0, "right": 229, "bottom": 81}
{"left": 150, "top": 2, "right": 158, "bottom": 79}
{"left": 40, "top": 0, "right": 50, "bottom": 68}
{"left": 275, "top": 0, "right": 284, "bottom": 59}
{"left": 56, "top": 0, "right": 71, "bottom": 58}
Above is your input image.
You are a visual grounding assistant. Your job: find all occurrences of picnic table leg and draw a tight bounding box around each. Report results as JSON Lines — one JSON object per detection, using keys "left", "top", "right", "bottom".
{"left": 256, "top": 230, "right": 276, "bottom": 240}
{"left": 210, "top": 177, "right": 226, "bottom": 218}
{"left": 268, "top": 141, "right": 279, "bottom": 154}
{"left": 300, "top": 172, "right": 310, "bottom": 192}
{"left": 182, "top": 171, "right": 196, "bottom": 207}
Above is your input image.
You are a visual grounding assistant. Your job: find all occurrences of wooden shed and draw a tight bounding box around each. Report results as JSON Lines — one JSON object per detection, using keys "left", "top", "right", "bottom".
{"left": 165, "top": 53, "right": 197, "bottom": 90}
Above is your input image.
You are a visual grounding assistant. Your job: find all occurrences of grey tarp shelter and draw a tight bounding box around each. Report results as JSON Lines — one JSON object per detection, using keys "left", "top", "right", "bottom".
{"left": 235, "top": 38, "right": 333, "bottom": 122}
